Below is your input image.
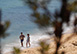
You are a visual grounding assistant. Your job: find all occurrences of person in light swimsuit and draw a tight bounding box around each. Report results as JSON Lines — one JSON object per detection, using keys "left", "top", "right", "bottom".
{"left": 26, "top": 34, "right": 31, "bottom": 47}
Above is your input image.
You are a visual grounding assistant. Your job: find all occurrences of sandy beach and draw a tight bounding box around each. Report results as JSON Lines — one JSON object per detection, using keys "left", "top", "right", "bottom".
{"left": 5, "top": 33, "right": 77, "bottom": 54}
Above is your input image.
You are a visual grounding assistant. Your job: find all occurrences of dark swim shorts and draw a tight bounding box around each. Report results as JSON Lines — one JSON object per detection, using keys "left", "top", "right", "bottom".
{"left": 21, "top": 39, "right": 23, "bottom": 43}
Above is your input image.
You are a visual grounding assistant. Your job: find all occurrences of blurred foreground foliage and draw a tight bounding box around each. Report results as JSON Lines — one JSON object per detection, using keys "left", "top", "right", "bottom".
{"left": 23, "top": 0, "right": 77, "bottom": 54}
{"left": 0, "top": 9, "right": 10, "bottom": 54}
{"left": 0, "top": 21, "right": 10, "bottom": 38}
{"left": 68, "top": 1, "right": 77, "bottom": 12}
{"left": 0, "top": 9, "right": 10, "bottom": 38}
{"left": 39, "top": 41, "right": 50, "bottom": 54}
{"left": 11, "top": 0, "right": 77, "bottom": 54}
{"left": 2, "top": 0, "right": 76, "bottom": 54}
{"left": 13, "top": 47, "right": 21, "bottom": 54}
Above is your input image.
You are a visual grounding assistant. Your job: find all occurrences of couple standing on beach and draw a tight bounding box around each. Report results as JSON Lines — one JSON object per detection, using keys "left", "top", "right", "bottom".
{"left": 19, "top": 32, "right": 31, "bottom": 47}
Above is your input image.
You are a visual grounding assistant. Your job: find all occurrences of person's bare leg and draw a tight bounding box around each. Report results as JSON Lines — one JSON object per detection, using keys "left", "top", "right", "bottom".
{"left": 29, "top": 42, "right": 31, "bottom": 47}
{"left": 21, "top": 42, "right": 23, "bottom": 47}
{"left": 26, "top": 43, "right": 27, "bottom": 47}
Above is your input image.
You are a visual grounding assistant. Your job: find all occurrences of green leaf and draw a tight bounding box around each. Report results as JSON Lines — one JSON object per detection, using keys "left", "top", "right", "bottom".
{"left": 4, "top": 21, "right": 10, "bottom": 31}
{"left": 13, "top": 47, "right": 21, "bottom": 54}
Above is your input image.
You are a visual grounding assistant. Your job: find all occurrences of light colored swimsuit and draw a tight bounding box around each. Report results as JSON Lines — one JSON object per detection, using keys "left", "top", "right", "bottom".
{"left": 27, "top": 36, "right": 30, "bottom": 43}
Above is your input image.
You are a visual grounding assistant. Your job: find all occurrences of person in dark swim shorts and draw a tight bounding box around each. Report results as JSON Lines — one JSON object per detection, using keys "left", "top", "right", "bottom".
{"left": 21, "top": 39, "right": 23, "bottom": 43}
{"left": 19, "top": 32, "right": 25, "bottom": 47}
{"left": 26, "top": 34, "right": 31, "bottom": 47}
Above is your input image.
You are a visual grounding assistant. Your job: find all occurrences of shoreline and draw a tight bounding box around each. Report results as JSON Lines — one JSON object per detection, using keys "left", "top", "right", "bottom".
{"left": 4, "top": 34, "right": 54, "bottom": 54}
{"left": 5, "top": 33, "right": 77, "bottom": 54}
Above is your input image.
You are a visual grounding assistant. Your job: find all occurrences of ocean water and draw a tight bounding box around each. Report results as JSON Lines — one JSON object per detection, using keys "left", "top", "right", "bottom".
{"left": 0, "top": 0, "right": 75, "bottom": 54}
{"left": 1, "top": 6, "right": 39, "bottom": 54}
{"left": 1, "top": 6, "right": 53, "bottom": 54}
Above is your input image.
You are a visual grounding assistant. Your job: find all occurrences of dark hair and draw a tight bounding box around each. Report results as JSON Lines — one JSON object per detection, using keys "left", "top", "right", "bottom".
{"left": 21, "top": 32, "right": 23, "bottom": 34}
{"left": 27, "top": 34, "right": 29, "bottom": 36}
